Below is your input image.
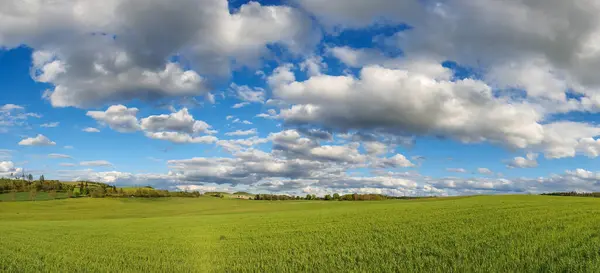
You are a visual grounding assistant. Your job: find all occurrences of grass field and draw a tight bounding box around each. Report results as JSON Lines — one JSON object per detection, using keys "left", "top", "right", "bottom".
{"left": 0, "top": 191, "right": 69, "bottom": 202}
{"left": 2, "top": 195, "right": 600, "bottom": 272}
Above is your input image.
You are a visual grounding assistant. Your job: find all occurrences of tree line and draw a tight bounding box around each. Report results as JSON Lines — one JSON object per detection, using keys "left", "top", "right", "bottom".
{"left": 253, "top": 193, "right": 423, "bottom": 201}
{"left": 541, "top": 192, "right": 600, "bottom": 197}
{"left": 0, "top": 178, "right": 201, "bottom": 200}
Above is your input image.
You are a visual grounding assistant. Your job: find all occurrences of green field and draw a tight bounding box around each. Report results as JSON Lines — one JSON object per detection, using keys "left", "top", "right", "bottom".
{"left": 2, "top": 195, "right": 600, "bottom": 272}
{"left": 0, "top": 191, "right": 69, "bottom": 202}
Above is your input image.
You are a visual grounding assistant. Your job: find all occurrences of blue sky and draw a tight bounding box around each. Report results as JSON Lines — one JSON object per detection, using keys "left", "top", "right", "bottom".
{"left": 2, "top": 0, "right": 600, "bottom": 196}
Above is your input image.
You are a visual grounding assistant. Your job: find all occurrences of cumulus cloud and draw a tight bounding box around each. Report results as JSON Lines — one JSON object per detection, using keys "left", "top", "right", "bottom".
{"left": 140, "top": 108, "right": 213, "bottom": 135}
{"left": 230, "top": 83, "right": 265, "bottom": 103}
{"left": 1, "top": 0, "right": 318, "bottom": 108}
{"left": 0, "top": 161, "right": 21, "bottom": 177}
{"left": 18, "top": 134, "right": 56, "bottom": 146}
{"left": 294, "top": 0, "right": 422, "bottom": 29}
{"left": 87, "top": 105, "right": 140, "bottom": 132}
{"left": 0, "top": 161, "right": 16, "bottom": 172}
{"left": 507, "top": 153, "right": 539, "bottom": 169}
{"left": 363, "top": 141, "right": 387, "bottom": 156}
{"left": 88, "top": 105, "right": 217, "bottom": 144}
{"left": 272, "top": 60, "right": 545, "bottom": 149}
{"left": 371, "top": 154, "right": 414, "bottom": 168}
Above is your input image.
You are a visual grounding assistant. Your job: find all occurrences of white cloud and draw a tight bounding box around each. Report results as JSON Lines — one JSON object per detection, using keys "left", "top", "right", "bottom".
{"left": 295, "top": 0, "right": 422, "bottom": 29}
{"left": 232, "top": 102, "right": 250, "bottom": 109}
{"left": 0, "top": 161, "right": 21, "bottom": 177}
{"left": 0, "top": 161, "right": 16, "bottom": 172}
{"left": 18, "top": 134, "right": 56, "bottom": 146}
{"left": 80, "top": 160, "right": 113, "bottom": 167}
{"left": 447, "top": 168, "right": 467, "bottom": 173}
{"left": 477, "top": 168, "right": 493, "bottom": 175}
{"left": 299, "top": 55, "right": 326, "bottom": 76}
{"left": 59, "top": 163, "right": 76, "bottom": 167}
{"left": 0, "top": 104, "right": 24, "bottom": 112}
{"left": 539, "top": 122, "right": 600, "bottom": 159}
{"left": 87, "top": 105, "right": 140, "bottom": 133}
{"left": 371, "top": 154, "right": 415, "bottom": 168}
{"left": 2, "top": 0, "right": 318, "bottom": 108}
{"left": 140, "top": 108, "right": 213, "bottom": 135}
{"left": 64, "top": 145, "right": 74, "bottom": 149}
{"left": 145, "top": 132, "right": 218, "bottom": 144}
{"left": 225, "top": 129, "right": 258, "bottom": 136}
{"left": 48, "top": 153, "right": 71, "bottom": 159}
{"left": 0, "top": 104, "right": 42, "bottom": 131}
{"left": 231, "top": 118, "right": 253, "bottom": 125}
{"left": 272, "top": 61, "right": 545, "bottom": 150}
{"left": 40, "top": 122, "right": 59, "bottom": 128}
{"left": 363, "top": 141, "right": 387, "bottom": 156}
{"left": 217, "top": 136, "right": 269, "bottom": 152}
{"left": 82, "top": 127, "right": 100, "bottom": 133}
{"left": 507, "top": 153, "right": 539, "bottom": 169}
{"left": 230, "top": 83, "right": 266, "bottom": 103}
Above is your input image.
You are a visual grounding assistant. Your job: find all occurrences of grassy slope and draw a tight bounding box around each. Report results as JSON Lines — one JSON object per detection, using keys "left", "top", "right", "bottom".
{"left": 0, "top": 191, "right": 70, "bottom": 201}
{"left": 1, "top": 195, "right": 600, "bottom": 272}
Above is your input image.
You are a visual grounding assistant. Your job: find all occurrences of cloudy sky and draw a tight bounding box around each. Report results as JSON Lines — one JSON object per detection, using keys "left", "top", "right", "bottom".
{"left": 3, "top": 0, "right": 600, "bottom": 196}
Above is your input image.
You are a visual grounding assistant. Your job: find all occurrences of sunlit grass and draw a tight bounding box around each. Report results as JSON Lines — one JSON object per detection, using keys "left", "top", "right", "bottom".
{"left": 2, "top": 195, "right": 600, "bottom": 272}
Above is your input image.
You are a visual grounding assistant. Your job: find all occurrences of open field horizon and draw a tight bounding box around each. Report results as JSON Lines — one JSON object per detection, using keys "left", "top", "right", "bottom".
{"left": 3, "top": 195, "right": 600, "bottom": 272}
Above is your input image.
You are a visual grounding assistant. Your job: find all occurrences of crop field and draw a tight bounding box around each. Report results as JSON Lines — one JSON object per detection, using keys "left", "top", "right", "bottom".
{"left": 2, "top": 195, "right": 600, "bottom": 272}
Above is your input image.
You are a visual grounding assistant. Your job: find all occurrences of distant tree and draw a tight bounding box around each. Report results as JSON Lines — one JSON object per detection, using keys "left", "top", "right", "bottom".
{"left": 305, "top": 194, "right": 312, "bottom": 200}
{"left": 29, "top": 188, "right": 37, "bottom": 201}
{"left": 39, "top": 175, "right": 45, "bottom": 183}
{"left": 91, "top": 187, "right": 105, "bottom": 198}
{"left": 311, "top": 194, "right": 317, "bottom": 200}
{"left": 27, "top": 174, "right": 33, "bottom": 182}
{"left": 324, "top": 194, "right": 332, "bottom": 200}
{"left": 333, "top": 193, "right": 340, "bottom": 200}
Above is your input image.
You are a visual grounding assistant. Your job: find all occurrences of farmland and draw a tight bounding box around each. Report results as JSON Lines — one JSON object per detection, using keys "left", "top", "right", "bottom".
{"left": 2, "top": 195, "right": 600, "bottom": 272}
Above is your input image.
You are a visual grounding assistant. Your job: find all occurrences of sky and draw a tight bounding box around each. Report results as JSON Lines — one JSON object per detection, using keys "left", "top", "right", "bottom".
{"left": 2, "top": 0, "right": 600, "bottom": 196}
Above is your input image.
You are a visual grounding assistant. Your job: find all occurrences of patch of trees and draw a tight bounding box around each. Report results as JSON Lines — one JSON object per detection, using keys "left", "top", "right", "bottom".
{"left": 205, "top": 192, "right": 227, "bottom": 198}
{"left": 254, "top": 193, "right": 423, "bottom": 201}
{"left": 0, "top": 178, "right": 68, "bottom": 193}
{"left": 541, "top": 192, "right": 600, "bottom": 197}
{"left": 0, "top": 178, "right": 201, "bottom": 200}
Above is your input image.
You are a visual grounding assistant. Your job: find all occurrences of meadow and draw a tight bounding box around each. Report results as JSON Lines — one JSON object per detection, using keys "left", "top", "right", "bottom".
{"left": 2, "top": 195, "right": 600, "bottom": 272}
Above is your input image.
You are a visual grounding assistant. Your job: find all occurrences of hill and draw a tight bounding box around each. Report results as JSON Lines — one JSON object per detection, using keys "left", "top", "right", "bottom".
{"left": 2, "top": 195, "right": 600, "bottom": 272}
